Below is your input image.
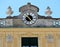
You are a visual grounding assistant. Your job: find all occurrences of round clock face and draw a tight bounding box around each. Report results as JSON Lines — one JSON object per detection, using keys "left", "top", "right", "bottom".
{"left": 22, "top": 13, "right": 37, "bottom": 25}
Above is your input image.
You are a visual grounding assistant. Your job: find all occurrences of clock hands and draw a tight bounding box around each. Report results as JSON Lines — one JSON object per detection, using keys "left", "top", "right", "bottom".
{"left": 25, "top": 15, "right": 31, "bottom": 21}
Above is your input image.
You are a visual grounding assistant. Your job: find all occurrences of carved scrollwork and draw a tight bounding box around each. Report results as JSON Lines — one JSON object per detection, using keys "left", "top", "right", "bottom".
{"left": 6, "top": 34, "right": 13, "bottom": 42}
{"left": 45, "top": 34, "right": 54, "bottom": 43}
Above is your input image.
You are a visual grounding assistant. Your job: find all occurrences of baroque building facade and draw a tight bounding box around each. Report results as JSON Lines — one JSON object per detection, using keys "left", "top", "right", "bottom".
{"left": 0, "top": 28, "right": 60, "bottom": 47}
{"left": 0, "top": 3, "right": 60, "bottom": 47}
{"left": 0, "top": 3, "right": 60, "bottom": 27}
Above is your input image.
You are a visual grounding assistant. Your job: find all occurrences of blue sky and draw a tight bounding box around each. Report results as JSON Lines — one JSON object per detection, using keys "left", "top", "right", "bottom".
{"left": 0, "top": 0, "right": 60, "bottom": 18}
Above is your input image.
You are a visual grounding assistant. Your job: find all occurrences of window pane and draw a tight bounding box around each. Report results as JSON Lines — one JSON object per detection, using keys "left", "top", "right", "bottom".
{"left": 22, "top": 46, "right": 29, "bottom": 47}
{"left": 59, "top": 21, "right": 60, "bottom": 25}
{"left": 31, "top": 46, "right": 37, "bottom": 47}
{"left": 22, "top": 37, "right": 38, "bottom": 46}
{"left": 53, "top": 21, "right": 55, "bottom": 25}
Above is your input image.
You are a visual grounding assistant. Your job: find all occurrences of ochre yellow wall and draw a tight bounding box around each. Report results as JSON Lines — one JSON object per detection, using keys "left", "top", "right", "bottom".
{"left": 0, "top": 28, "right": 60, "bottom": 47}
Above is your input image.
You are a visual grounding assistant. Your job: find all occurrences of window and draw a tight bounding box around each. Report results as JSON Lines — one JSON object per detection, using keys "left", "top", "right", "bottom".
{"left": 0, "top": 20, "right": 5, "bottom": 26}
{"left": 55, "top": 21, "right": 59, "bottom": 25}
{"left": 53, "top": 21, "right": 55, "bottom": 25}
{"left": 59, "top": 21, "right": 60, "bottom": 25}
{"left": 53, "top": 21, "right": 59, "bottom": 26}
{"left": 21, "top": 37, "right": 38, "bottom": 47}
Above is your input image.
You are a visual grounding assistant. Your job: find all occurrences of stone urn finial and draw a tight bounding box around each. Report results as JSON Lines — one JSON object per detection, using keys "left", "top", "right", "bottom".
{"left": 27, "top": 2, "right": 31, "bottom": 5}
{"left": 45, "top": 6, "right": 52, "bottom": 17}
{"left": 6, "top": 6, "right": 13, "bottom": 17}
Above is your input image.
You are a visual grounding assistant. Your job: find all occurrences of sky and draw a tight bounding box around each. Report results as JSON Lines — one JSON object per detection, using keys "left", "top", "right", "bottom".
{"left": 0, "top": 0, "right": 60, "bottom": 18}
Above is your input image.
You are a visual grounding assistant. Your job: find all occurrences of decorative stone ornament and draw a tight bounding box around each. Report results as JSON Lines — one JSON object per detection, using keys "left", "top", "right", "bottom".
{"left": 6, "top": 35, "right": 13, "bottom": 42}
{"left": 45, "top": 6, "right": 52, "bottom": 17}
{"left": 19, "top": 3, "right": 39, "bottom": 26}
{"left": 6, "top": 6, "right": 13, "bottom": 17}
{"left": 19, "top": 3, "right": 39, "bottom": 12}
{"left": 46, "top": 34, "right": 54, "bottom": 43}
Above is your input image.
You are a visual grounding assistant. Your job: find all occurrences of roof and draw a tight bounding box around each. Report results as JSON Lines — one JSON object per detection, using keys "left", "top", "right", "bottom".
{"left": 38, "top": 15, "right": 60, "bottom": 20}
{"left": 0, "top": 15, "right": 60, "bottom": 20}
{"left": 6, "top": 16, "right": 18, "bottom": 19}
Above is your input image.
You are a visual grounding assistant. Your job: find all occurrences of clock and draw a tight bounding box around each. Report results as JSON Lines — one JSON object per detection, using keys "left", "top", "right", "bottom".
{"left": 22, "top": 12, "right": 37, "bottom": 25}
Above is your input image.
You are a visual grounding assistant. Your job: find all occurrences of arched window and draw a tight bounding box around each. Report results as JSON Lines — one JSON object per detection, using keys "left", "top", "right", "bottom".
{"left": 0, "top": 20, "right": 5, "bottom": 26}
{"left": 59, "top": 21, "right": 60, "bottom": 25}
{"left": 53, "top": 21, "right": 55, "bottom": 25}
{"left": 55, "top": 21, "right": 59, "bottom": 25}
{"left": 53, "top": 21, "right": 59, "bottom": 26}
